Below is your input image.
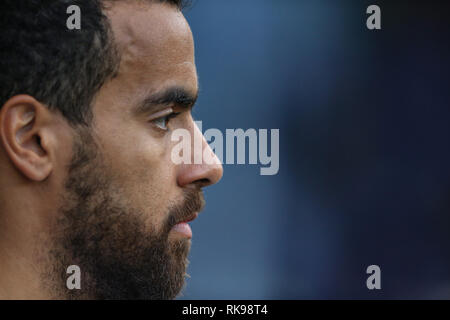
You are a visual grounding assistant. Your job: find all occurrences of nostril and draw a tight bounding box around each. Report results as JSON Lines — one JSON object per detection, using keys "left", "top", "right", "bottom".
{"left": 195, "top": 178, "right": 211, "bottom": 188}
{"left": 177, "top": 163, "right": 223, "bottom": 188}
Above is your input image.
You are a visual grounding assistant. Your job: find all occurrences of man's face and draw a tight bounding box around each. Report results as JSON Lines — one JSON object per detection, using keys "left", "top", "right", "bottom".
{"left": 50, "top": 2, "right": 222, "bottom": 299}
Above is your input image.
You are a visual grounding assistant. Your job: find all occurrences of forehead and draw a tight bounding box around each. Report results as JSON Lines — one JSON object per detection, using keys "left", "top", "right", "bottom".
{"left": 103, "top": 2, "right": 197, "bottom": 103}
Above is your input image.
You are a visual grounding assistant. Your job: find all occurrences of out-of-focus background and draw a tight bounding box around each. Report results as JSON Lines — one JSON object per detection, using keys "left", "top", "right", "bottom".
{"left": 181, "top": 0, "right": 450, "bottom": 299}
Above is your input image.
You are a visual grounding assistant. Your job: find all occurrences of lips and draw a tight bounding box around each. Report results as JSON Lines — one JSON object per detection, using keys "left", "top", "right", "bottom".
{"left": 181, "top": 212, "right": 198, "bottom": 224}
{"left": 168, "top": 189, "right": 205, "bottom": 238}
{"left": 171, "top": 212, "right": 198, "bottom": 239}
{"left": 171, "top": 222, "right": 193, "bottom": 238}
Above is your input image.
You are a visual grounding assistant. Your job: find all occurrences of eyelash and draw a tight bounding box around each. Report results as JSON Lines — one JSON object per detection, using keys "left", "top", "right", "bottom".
{"left": 152, "top": 111, "right": 181, "bottom": 131}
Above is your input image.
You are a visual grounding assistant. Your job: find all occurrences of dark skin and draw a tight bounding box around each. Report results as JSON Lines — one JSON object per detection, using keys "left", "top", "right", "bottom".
{"left": 0, "top": 2, "right": 222, "bottom": 299}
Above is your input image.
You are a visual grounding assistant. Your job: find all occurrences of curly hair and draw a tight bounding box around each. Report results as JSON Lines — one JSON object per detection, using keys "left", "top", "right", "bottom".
{"left": 0, "top": 0, "right": 185, "bottom": 125}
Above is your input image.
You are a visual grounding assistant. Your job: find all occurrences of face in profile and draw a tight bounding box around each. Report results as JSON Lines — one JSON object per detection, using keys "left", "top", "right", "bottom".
{"left": 0, "top": 1, "right": 222, "bottom": 300}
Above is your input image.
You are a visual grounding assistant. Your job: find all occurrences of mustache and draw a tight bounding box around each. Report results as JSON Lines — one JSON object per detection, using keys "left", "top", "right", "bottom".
{"left": 165, "top": 188, "right": 206, "bottom": 232}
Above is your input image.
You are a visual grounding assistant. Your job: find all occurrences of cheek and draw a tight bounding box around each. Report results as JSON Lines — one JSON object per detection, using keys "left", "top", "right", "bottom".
{"left": 96, "top": 122, "right": 178, "bottom": 226}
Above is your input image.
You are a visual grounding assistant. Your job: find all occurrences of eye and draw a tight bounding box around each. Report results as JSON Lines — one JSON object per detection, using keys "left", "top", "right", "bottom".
{"left": 151, "top": 111, "right": 180, "bottom": 131}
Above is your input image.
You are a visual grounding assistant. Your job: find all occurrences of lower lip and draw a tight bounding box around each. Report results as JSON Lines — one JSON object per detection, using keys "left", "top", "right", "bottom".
{"left": 171, "top": 222, "right": 192, "bottom": 238}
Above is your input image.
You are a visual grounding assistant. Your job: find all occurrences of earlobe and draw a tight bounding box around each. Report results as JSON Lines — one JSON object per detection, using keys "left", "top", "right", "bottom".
{"left": 0, "top": 95, "right": 53, "bottom": 181}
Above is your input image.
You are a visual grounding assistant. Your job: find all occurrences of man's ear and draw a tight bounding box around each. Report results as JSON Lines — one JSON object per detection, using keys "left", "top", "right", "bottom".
{"left": 0, "top": 95, "right": 54, "bottom": 181}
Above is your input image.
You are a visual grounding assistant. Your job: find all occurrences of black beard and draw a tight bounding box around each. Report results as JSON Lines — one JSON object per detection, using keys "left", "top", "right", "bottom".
{"left": 47, "top": 129, "right": 203, "bottom": 300}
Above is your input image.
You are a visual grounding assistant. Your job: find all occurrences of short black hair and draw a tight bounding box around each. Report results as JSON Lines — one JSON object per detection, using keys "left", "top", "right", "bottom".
{"left": 0, "top": 0, "right": 185, "bottom": 126}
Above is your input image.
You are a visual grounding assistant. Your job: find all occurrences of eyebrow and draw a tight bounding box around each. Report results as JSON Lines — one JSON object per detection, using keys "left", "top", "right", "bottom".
{"left": 133, "top": 86, "right": 198, "bottom": 116}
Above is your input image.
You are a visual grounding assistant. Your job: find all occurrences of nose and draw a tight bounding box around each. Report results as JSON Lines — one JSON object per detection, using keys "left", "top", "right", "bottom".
{"left": 176, "top": 122, "right": 223, "bottom": 188}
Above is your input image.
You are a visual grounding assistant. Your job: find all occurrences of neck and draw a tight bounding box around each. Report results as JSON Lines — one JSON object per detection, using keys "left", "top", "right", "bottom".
{"left": 0, "top": 203, "right": 56, "bottom": 299}
{"left": 0, "top": 233, "right": 54, "bottom": 299}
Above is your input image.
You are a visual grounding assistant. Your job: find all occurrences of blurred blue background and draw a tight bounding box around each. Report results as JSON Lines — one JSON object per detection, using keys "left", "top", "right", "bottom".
{"left": 181, "top": 0, "right": 450, "bottom": 299}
